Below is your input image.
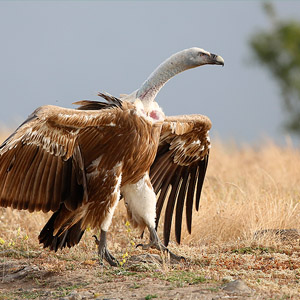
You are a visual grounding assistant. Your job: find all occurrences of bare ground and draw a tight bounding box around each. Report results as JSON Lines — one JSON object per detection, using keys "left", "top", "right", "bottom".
{"left": 0, "top": 257, "right": 252, "bottom": 300}
{"left": 1, "top": 233, "right": 300, "bottom": 300}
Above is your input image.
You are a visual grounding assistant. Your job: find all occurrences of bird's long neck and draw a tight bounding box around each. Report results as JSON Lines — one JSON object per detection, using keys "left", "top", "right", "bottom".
{"left": 136, "top": 50, "right": 196, "bottom": 105}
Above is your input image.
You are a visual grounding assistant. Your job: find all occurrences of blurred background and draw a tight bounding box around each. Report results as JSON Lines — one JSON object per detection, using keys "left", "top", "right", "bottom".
{"left": 1, "top": 1, "right": 300, "bottom": 144}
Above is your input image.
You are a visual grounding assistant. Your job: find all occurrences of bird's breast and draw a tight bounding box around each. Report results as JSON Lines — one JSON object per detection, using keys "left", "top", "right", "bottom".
{"left": 121, "top": 117, "right": 162, "bottom": 185}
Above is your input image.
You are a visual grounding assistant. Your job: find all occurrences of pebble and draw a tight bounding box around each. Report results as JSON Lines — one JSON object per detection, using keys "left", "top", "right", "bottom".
{"left": 222, "top": 279, "right": 252, "bottom": 294}
{"left": 67, "top": 291, "right": 82, "bottom": 300}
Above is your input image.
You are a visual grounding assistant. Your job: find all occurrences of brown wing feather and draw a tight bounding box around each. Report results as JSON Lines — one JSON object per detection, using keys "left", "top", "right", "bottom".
{"left": 163, "top": 166, "right": 183, "bottom": 246}
{"left": 174, "top": 166, "right": 190, "bottom": 244}
{"left": 0, "top": 99, "right": 124, "bottom": 214}
{"left": 150, "top": 115, "right": 211, "bottom": 246}
{"left": 185, "top": 165, "right": 198, "bottom": 235}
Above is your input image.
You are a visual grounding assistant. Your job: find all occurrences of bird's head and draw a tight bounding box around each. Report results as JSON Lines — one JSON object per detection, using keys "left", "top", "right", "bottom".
{"left": 126, "top": 47, "right": 225, "bottom": 104}
{"left": 183, "top": 47, "right": 224, "bottom": 67}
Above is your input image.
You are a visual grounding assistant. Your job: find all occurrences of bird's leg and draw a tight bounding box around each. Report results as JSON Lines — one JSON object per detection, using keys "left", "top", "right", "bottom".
{"left": 137, "top": 226, "right": 185, "bottom": 262}
{"left": 122, "top": 174, "right": 185, "bottom": 262}
{"left": 93, "top": 230, "right": 119, "bottom": 267}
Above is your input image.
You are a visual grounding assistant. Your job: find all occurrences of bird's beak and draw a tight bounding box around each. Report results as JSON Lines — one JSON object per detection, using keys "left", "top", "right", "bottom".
{"left": 209, "top": 53, "right": 225, "bottom": 66}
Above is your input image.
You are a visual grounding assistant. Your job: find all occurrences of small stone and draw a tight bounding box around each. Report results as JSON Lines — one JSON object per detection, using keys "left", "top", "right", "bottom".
{"left": 68, "top": 291, "right": 82, "bottom": 300}
{"left": 222, "top": 279, "right": 252, "bottom": 293}
{"left": 80, "top": 291, "right": 93, "bottom": 300}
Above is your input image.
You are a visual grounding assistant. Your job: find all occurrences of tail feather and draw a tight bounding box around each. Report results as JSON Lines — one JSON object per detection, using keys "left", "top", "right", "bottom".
{"left": 38, "top": 208, "right": 84, "bottom": 252}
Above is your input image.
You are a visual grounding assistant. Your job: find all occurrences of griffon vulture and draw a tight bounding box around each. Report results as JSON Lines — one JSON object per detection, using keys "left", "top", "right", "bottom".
{"left": 0, "top": 48, "right": 224, "bottom": 265}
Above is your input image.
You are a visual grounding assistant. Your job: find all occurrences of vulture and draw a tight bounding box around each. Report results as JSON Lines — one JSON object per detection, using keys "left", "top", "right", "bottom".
{"left": 0, "top": 48, "right": 224, "bottom": 266}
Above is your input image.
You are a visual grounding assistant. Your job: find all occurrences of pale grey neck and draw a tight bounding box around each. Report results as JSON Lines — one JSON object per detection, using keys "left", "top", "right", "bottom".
{"left": 136, "top": 50, "right": 196, "bottom": 104}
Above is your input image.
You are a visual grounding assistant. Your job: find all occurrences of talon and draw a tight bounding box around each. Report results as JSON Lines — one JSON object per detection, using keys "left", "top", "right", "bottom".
{"left": 95, "top": 230, "right": 119, "bottom": 267}
{"left": 136, "top": 243, "right": 152, "bottom": 250}
{"left": 98, "top": 245, "right": 119, "bottom": 267}
{"left": 166, "top": 251, "right": 186, "bottom": 262}
{"left": 99, "top": 248, "right": 119, "bottom": 267}
{"left": 138, "top": 226, "right": 185, "bottom": 262}
{"left": 92, "top": 235, "right": 100, "bottom": 245}
{"left": 159, "top": 246, "right": 186, "bottom": 262}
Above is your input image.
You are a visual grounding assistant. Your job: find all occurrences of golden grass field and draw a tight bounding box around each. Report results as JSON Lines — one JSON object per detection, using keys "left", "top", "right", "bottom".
{"left": 1, "top": 129, "right": 300, "bottom": 299}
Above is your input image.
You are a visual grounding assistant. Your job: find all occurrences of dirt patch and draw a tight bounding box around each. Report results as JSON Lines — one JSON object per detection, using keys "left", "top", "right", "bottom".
{"left": 1, "top": 256, "right": 254, "bottom": 300}
{"left": 1, "top": 242, "right": 299, "bottom": 300}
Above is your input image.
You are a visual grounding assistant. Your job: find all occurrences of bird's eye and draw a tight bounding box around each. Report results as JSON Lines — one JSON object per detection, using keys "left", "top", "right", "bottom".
{"left": 198, "top": 52, "right": 207, "bottom": 57}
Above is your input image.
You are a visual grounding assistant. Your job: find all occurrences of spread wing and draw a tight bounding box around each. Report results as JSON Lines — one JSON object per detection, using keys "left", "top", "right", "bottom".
{"left": 0, "top": 97, "right": 122, "bottom": 214}
{"left": 150, "top": 115, "right": 211, "bottom": 246}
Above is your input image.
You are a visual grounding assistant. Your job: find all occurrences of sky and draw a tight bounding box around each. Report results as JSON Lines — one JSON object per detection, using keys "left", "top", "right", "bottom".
{"left": 1, "top": 1, "right": 300, "bottom": 145}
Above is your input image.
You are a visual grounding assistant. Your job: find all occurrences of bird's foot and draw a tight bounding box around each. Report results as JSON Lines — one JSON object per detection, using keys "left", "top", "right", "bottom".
{"left": 93, "top": 231, "right": 119, "bottom": 267}
{"left": 136, "top": 226, "right": 185, "bottom": 262}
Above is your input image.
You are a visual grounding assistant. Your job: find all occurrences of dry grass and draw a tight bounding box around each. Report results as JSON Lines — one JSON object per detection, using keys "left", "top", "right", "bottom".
{"left": 183, "top": 139, "right": 300, "bottom": 246}
{"left": 1, "top": 129, "right": 300, "bottom": 298}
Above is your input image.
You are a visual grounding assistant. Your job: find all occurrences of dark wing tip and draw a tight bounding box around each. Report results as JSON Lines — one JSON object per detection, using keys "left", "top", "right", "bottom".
{"left": 38, "top": 207, "right": 84, "bottom": 251}
{"left": 0, "top": 113, "right": 37, "bottom": 150}
{"left": 175, "top": 167, "right": 190, "bottom": 244}
{"left": 97, "top": 92, "right": 122, "bottom": 107}
{"left": 163, "top": 167, "right": 183, "bottom": 246}
{"left": 195, "top": 154, "right": 209, "bottom": 211}
{"left": 151, "top": 116, "right": 211, "bottom": 246}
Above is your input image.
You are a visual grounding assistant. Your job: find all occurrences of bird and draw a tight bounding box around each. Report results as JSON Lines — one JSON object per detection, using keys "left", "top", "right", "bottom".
{"left": 0, "top": 47, "right": 224, "bottom": 266}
